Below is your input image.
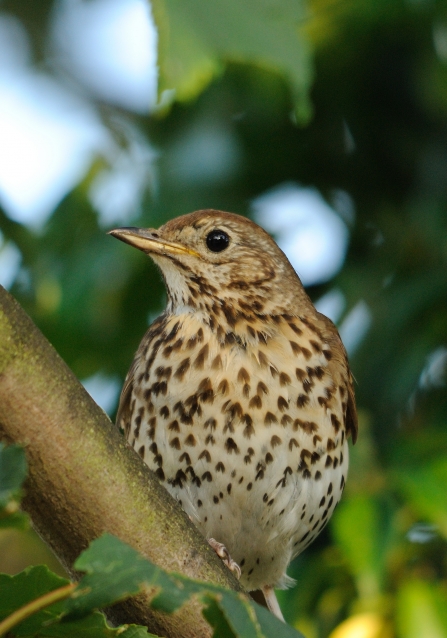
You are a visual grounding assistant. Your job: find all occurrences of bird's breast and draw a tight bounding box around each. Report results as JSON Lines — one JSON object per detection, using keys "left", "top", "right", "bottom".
{"left": 127, "top": 311, "right": 350, "bottom": 589}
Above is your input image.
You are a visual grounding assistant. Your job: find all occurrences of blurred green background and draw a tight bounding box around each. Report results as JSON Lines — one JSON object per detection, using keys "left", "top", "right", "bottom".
{"left": 0, "top": 0, "right": 447, "bottom": 636}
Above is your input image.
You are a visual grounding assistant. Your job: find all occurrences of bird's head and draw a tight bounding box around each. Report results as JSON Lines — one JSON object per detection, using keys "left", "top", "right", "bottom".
{"left": 109, "top": 210, "right": 312, "bottom": 322}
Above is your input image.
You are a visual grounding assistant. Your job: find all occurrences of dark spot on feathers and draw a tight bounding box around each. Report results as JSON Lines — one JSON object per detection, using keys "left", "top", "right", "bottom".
{"left": 289, "top": 322, "right": 303, "bottom": 336}
{"left": 175, "top": 358, "right": 190, "bottom": 380}
{"left": 204, "top": 418, "right": 217, "bottom": 430}
{"left": 315, "top": 366, "right": 325, "bottom": 379}
{"left": 160, "top": 405, "right": 170, "bottom": 419}
{"left": 289, "top": 438, "right": 299, "bottom": 450}
{"left": 302, "top": 378, "right": 313, "bottom": 393}
{"left": 290, "top": 341, "right": 301, "bottom": 355}
{"left": 264, "top": 412, "right": 278, "bottom": 425}
{"left": 331, "top": 413, "right": 341, "bottom": 432}
{"left": 194, "top": 344, "right": 209, "bottom": 369}
{"left": 225, "top": 437, "right": 239, "bottom": 454}
{"left": 257, "top": 381, "right": 268, "bottom": 395}
{"left": 238, "top": 367, "right": 250, "bottom": 384}
{"left": 249, "top": 395, "right": 262, "bottom": 409}
{"left": 280, "top": 372, "right": 291, "bottom": 386}
{"left": 199, "top": 449, "right": 211, "bottom": 462}
{"left": 281, "top": 414, "right": 292, "bottom": 426}
{"left": 310, "top": 340, "right": 322, "bottom": 353}
{"left": 218, "top": 379, "right": 229, "bottom": 395}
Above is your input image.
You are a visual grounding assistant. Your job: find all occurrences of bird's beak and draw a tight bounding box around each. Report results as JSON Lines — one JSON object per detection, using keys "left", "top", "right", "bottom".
{"left": 108, "top": 227, "right": 200, "bottom": 258}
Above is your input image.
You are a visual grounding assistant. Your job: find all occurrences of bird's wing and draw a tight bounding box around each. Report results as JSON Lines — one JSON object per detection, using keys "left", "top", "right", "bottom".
{"left": 116, "top": 353, "right": 141, "bottom": 437}
{"left": 116, "top": 314, "right": 167, "bottom": 437}
{"left": 317, "top": 312, "right": 358, "bottom": 444}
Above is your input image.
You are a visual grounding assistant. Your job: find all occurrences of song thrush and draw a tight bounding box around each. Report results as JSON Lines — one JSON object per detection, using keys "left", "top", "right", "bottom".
{"left": 109, "top": 210, "right": 357, "bottom": 620}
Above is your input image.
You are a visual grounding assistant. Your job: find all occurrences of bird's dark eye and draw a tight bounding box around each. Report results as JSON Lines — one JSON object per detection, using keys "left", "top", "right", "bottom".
{"left": 206, "top": 229, "right": 230, "bottom": 253}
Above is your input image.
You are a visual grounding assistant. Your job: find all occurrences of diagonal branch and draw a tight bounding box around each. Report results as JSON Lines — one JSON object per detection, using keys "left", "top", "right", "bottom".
{"left": 0, "top": 285, "right": 242, "bottom": 638}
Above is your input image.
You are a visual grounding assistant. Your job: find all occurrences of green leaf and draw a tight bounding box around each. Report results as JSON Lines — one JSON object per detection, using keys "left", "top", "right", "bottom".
{"left": 25, "top": 613, "right": 154, "bottom": 638}
{"left": 254, "top": 603, "right": 307, "bottom": 637}
{"left": 152, "top": 0, "right": 313, "bottom": 121}
{"left": 0, "top": 565, "right": 154, "bottom": 637}
{"left": 201, "top": 591, "right": 261, "bottom": 638}
{"left": 202, "top": 596, "right": 238, "bottom": 638}
{"left": 66, "top": 534, "right": 189, "bottom": 618}
{"left": 0, "top": 565, "right": 69, "bottom": 634}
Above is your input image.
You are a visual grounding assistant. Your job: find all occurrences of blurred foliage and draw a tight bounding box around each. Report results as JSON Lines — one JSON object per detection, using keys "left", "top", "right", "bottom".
{"left": 0, "top": 0, "right": 447, "bottom": 636}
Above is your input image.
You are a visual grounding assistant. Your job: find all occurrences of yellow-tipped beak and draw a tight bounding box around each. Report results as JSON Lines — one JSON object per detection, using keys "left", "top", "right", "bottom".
{"left": 108, "top": 227, "right": 200, "bottom": 258}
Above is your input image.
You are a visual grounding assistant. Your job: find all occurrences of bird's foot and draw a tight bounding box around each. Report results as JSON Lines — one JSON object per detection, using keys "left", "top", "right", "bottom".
{"left": 262, "top": 585, "right": 285, "bottom": 622}
{"left": 208, "top": 537, "right": 241, "bottom": 580}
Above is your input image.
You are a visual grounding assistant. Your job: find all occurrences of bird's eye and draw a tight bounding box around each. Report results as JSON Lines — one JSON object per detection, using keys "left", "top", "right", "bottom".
{"left": 206, "top": 229, "right": 230, "bottom": 253}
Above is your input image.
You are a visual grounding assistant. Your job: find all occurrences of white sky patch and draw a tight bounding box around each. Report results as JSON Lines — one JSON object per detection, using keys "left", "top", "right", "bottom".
{"left": 0, "top": 231, "right": 22, "bottom": 289}
{"left": 89, "top": 122, "right": 158, "bottom": 228}
{"left": 339, "top": 300, "right": 372, "bottom": 356}
{"left": 315, "top": 288, "right": 346, "bottom": 324}
{"left": 50, "top": 0, "right": 158, "bottom": 113}
{"left": 0, "top": 74, "right": 108, "bottom": 228}
{"left": 82, "top": 372, "right": 121, "bottom": 415}
{"left": 0, "top": 14, "right": 109, "bottom": 228}
{"left": 419, "top": 346, "right": 447, "bottom": 389}
{"left": 0, "top": 2, "right": 158, "bottom": 229}
{"left": 252, "top": 184, "right": 349, "bottom": 286}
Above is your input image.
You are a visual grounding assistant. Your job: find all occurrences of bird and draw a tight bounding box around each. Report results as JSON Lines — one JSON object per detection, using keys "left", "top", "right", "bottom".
{"left": 109, "top": 209, "right": 358, "bottom": 621}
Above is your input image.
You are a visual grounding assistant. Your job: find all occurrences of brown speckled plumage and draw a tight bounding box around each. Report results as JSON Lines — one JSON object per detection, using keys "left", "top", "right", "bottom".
{"left": 110, "top": 209, "right": 357, "bottom": 619}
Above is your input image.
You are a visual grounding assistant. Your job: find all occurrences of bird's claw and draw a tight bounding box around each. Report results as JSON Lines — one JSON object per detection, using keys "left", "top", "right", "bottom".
{"left": 208, "top": 537, "right": 241, "bottom": 580}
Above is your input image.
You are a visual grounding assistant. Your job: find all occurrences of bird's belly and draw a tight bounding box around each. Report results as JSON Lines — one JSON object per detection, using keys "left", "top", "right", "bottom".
{"left": 129, "top": 322, "right": 349, "bottom": 590}
{"left": 161, "top": 434, "right": 348, "bottom": 590}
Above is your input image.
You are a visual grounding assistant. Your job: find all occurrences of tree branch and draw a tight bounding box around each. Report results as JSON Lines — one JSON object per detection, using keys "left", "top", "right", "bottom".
{"left": 0, "top": 285, "right": 242, "bottom": 637}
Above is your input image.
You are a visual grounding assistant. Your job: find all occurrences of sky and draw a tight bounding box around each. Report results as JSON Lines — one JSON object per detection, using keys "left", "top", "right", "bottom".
{"left": 0, "top": 0, "right": 371, "bottom": 412}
